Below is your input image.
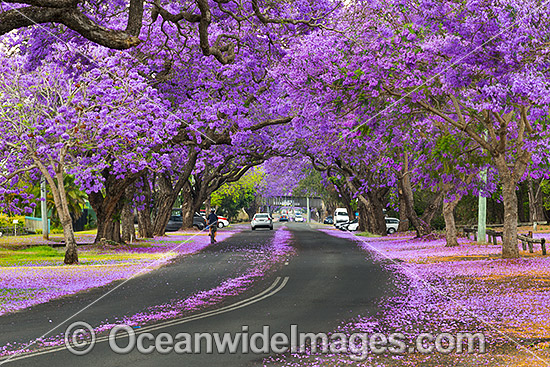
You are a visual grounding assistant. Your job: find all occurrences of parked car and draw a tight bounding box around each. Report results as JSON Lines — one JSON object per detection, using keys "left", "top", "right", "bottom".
{"left": 279, "top": 214, "right": 289, "bottom": 222}
{"left": 339, "top": 218, "right": 358, "bottom": 231}
{"left": 385, "top": 217, "right": 400, "bottom": 234}
{"left": 334, "top": 208, "right": 349, "bottom": 224}
{"left": 166, "top": 210, "right": 206, "bottom": 231}
{"left": 217, "top": 216, "right": 230, "bottom": 228}
{"left": 347, "top": 220, "right": 359, "bottom": 231}
{"left": 323, "top": 216, "right": 334, "bottom": 224}
{"left": 295, "top": 214, "right": 305, "bottom": 222}
{"left": 251, "top": 213, "right": 273, "bottom": 230}
{"left": 335, "top": 220, "right": 350, "bottom": 230}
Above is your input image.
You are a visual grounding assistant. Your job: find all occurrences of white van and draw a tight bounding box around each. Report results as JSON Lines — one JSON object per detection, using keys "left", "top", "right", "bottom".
{"left": 334, "top": 208, "right": 349, "bottom": 224}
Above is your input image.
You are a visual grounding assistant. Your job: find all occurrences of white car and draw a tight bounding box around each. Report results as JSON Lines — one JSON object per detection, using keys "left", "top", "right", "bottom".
{"left": 217, "top": 216, "right": 230, "bottom": 228}
{"left": 251, "top": 213, "right": 273, "bottom": 230}
{"left": 347, "top": 221, "right": 359, "bottom": 231}
{"left": 334, "top": 208, "right": 349, "bottom": 224}
{"left": 385, "top": 217, "right": 400, "bottom": 234}
{"left": 295, "top": 214, "right": 304, "bottom": 222}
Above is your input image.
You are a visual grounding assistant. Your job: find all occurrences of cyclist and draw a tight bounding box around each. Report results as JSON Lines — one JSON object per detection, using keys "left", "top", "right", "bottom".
{"left": 207, "top": 208, "right": 218, "bottom": 244}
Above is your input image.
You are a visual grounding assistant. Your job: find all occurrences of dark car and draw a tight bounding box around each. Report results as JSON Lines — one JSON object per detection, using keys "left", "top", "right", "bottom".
{"left": 165, "top": 209, "right": 206, "bottom": 231}
{"left": 323, "top": 216, "right": 334, "bottom": 224}
{"left": 279, "top": 214, "right": 289, "bottom": 222}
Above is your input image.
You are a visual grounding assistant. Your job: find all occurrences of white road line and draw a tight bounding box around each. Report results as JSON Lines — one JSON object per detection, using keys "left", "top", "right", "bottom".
{"left": 0, "top": 276, "right": 290, "bottom": 363}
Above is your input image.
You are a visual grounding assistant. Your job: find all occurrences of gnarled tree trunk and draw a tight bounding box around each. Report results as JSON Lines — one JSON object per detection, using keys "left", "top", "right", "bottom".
{"left": 442, "top": 197, "right": 460, "bottom": 247}
{"left": 137, "top": 175, "right": 153, "bottom": 238}
{"left": 151, "top": 174, "right": 179, "bottom": 236}
{"left": 398, "top": 174, "right": 431, "bottom": 237}
{"left": 398, "top": 194, "right": 409, "bottom": 232}
{"left": 121, "top": 185, "right": 136, "bottom": 243}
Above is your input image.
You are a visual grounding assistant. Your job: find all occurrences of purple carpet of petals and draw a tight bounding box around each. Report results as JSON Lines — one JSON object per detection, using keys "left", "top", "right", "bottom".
{"left": 0, "top": 227, "right": 294, "bottom": 357}
{"left": 0, "top": 230, "right": 237, "bottom": 316}
{"left": 268, "top": 229, "right": 550, "bottom": 366}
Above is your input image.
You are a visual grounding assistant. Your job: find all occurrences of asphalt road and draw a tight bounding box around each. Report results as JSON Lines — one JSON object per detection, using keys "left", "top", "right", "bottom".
{"left": 0, "top": 223, "right": 395, "bottom": 366}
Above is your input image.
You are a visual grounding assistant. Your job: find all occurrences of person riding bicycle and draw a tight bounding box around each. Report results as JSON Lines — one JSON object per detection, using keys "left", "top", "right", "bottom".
{"left": 207, "top": 208, "right": 218, "bottom": 243}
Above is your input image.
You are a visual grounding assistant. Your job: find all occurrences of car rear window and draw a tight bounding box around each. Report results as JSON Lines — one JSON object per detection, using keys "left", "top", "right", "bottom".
{"left": 255, "top": 214, "right": 269, "bottom": 218}
{"left": 336, "top": 212, "right": 347, "bottom": 216}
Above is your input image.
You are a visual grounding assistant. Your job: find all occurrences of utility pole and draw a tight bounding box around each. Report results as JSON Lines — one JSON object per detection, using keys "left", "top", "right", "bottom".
{"left": 41, "top": 177, "right": 49, "bottom": 240}
{"left": 306, "top": 197, "right": 310, "bottom": 223}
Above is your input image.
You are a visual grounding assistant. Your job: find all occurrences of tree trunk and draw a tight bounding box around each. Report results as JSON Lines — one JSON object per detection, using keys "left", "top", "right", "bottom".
{"left": 137, "top": 175, "right": 153, "bottom": 238}
{"left": 420, "top": 190, "right": 444, "bottom": 226}
{"left": 121, "top": 186, "right": 135, "bottom": 243}
{"left": 357, "top": 200, "right": 367, "bottom": 232}
{"left": 181, "top": 184, "right": 195, "bottom": 229}
{"left": 501, "top": 178, "right": 520, "bottom": 258}
{"left": 137, "top": 208, "right": 153, "bottom": 238}
{"left": 517, "top": 182, "right": 528, "bottom": 223}
{"left": 529, "top": 178, "right": 546, "bottom": 223}
{"left": 36, "top": 162, "right": 79, "bottom": 264}
{"left": 89, "top": 173, "right": 136, "bottom": 244}
{"left": 493, "top": 149, "right": 530, "bottom": 259}
{"left": 398, "top": 194, "right": 409, "bottom": 232}
{"left": 443, "top": 198, "right": 460, "bottom": 247}
{"left": 398, "top": 174, "right": 431, "bottom": 237}
{"left": 152, "top": 174, "right": 178, "bottom": 236}
{"left": 362, "top": 192, "right": 387, "bottom": 236}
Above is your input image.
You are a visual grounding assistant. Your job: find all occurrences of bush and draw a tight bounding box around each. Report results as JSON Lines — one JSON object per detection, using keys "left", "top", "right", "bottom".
{"left": 0, "top": 214, "right": 26, "bottom": 228}
{"left": 35, "top": 229, "right": 43, "bottom": 234}
{"left": 51, "top": 228, "right": 64, "bottom": 234}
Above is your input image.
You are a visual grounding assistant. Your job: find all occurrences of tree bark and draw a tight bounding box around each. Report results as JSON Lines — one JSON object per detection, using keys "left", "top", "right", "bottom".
{"left": 420, "top": 190, "right": 444, "bottom": 226}
{"left": 501, "top": 178, "right": 520, "bottom": 258}
{"left": 121, "top": 185, "right": 135, "bottom": 243}
{"left": 398, "top": 194, "right": 409, "bottom": 232}
{"left": 398, "top": 173, "right": 431, "bottom": 237}
{"left": 529, "top": 178, "right": 546, "bottom": 223}
{"left": 181, "top": 184, "right": 195, "bottom": 229}
{"left": 517, "top": 182, "right": 528, "bottom": 223}
{"left": 361, "top": 192, "right": 387, "bottom": 235}
{"left": 151, "top": 174, "right": 178, "bottom": 236}
{"left": 357, "top": 200, "right": 368, "bottom": 232}
{"left": 137, "top": 175, "right": 153, "bottom": 238}
{"left": 443, "top": 198, "right": 460, "bottom": 247}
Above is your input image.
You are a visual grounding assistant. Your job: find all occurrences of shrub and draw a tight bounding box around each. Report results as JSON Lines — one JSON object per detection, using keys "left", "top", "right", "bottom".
{"left": 0, "top": 214, "right": 26, "bottom": 228}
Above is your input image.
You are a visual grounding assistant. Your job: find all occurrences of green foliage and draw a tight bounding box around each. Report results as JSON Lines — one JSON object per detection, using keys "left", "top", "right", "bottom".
{"left": 0, "top": 214, "right": 25, "bottom": 228}
{"left": 211, "top": 170, "right": 265, "bottom": 220}
{"left": 28, "top": 175, "right": 87, "bottom": 227}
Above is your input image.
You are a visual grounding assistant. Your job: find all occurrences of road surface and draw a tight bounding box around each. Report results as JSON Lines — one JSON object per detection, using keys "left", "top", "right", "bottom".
{"left": 0, "top": 223, "right": 395, "bottom": 366}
